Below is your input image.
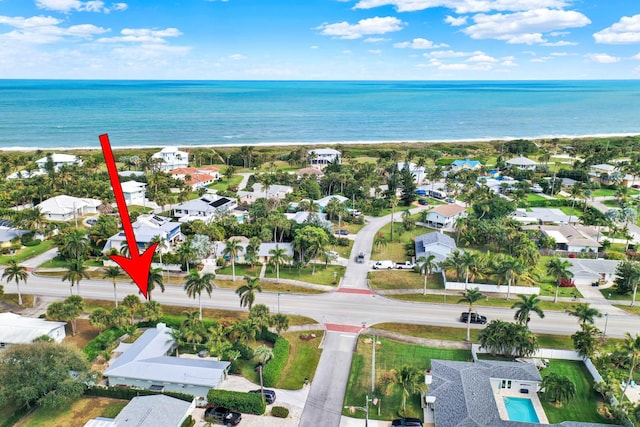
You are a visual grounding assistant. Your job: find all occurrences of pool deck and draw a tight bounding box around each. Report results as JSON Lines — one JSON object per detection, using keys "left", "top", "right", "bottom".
{"left": 493, "top": 387, "right": 549, "bottom": 424}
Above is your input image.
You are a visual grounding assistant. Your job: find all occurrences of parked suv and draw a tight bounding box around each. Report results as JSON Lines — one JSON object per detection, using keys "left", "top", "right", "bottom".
{"left": 356, "top": 252, "right": 365, "bottom": 263}
{"left": 204, "top": 407, "right": 242, "bottom": 426}
{"left": 460, "top": 312, "right": 487, "bottom": 324}
{"left": 249, "top": 388, "right": 276, "bottom": 404}
{"left": 392, "top": 418, "right": 423, "bottom": 426}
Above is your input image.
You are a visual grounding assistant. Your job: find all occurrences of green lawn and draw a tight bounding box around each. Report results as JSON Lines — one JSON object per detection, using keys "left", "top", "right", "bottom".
{"left": 370, "top": 223, "right": 430, "bottom": 262}
{"left": 127, "top": 205, "right": 153, "bottom": 214}
{"left": 391, "top": 293, "right": 584, "bottom": 312}
{"left": 525, "top": 194, "right": 549, "bottom": 203}
{"left": 540, "top": 360, "right": 613, "bottom": 424}
{"left": 39, "top": 257, "right": 104, "bottom": 269}
{"left": 0, "top": 240, "right": 56, "bottom": 265}
{"left": 276, "top": 330, "right": 323, "bottom": 390}
{"left": 208, "top": 174, "right": 244, "bottom": 191}
{"left": 369, "top": 271, "right": 443, "bottom": 290}
{"left": 215, "top": 263, "right": 263, "bottom": 277}
{"left": 14, "top": 397, "right": 128, "bottom": 427}
{"left": 214, "top": 278, "right": 325, "bottom": 294}
{"left": 264, "top": 264, "right": 345, "bottom": 286}
{"left": 344, "top": 337, "right": 471, "bottom": 420}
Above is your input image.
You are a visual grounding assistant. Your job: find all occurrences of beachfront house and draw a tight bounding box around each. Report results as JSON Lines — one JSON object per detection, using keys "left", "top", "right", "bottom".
{"left": 173, "top": 195, "right": 237, "bottom": 223}
{"left": 451, "top": 158, "right": 482, "bottom": 172}
{"left": 121, "top": 180, "right": 147, "bottom": 206}
{"left": 102, "top": 214, "right": 182, "bottom": 254}
{"left": 506, "top": 156, "right": 538, "bottom": 171}
{"left": 151, "top": 147, "right": 189, "bottom": 172}
{"left": 37, "top": 195, "right": 102, "bottom": 221}
{"left": 414, "top": 232, "right": 457, "bottom": 270}
{"left": 104, "top": 323, "right": 230, "bottom": 397}
{"left": 35, "top": 153, "right": 82, "bottom": 173}
{"left": 0, "top": 313, "right": 66, "bottom": 348}
{"left": 308, "top": 148, "right": 341, "bottom": 168}
{"left": 84, "top": 395, "right": 196, "bottom": 427}
{"left": 424, "top": 204, "right": 466, "bottom": 229}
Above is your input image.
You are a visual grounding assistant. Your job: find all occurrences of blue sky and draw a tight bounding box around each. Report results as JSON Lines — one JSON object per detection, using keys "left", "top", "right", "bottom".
{"left": 0, "top": 0, "right": 639, "bottom": 79}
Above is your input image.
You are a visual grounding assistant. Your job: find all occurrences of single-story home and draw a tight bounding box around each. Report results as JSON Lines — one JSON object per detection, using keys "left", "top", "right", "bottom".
{"left": 285, "top": 211, "right": 332, "bottom": 229}
{"left": 414, "top": 232, "right": 457, "bottom": 270}
{"left": 506, "top": 156, "right": 538, "bottom": 171}
{"left": 173, "top": 195, "right": 237, "bottom": 223}
{"left": 102, "top": 214, "right": 182, "bottom": 254}
{"left": 564, "top": 258, "right": 620, "bottom": 285}
{"left": 0, "top": 225, "right": 28, "bottom": 248}
{"left": 104, "top": 323, "right": 230, "bottom": 397}
{"left": 151, "top": 147, "right": 189, "bottom": 172}
{"left": 37, "top": 195, "right": 102, "bottom": 221}
{"left": 424, "top": 204, "right": 467, "bottom": 229}
{"left": 536, "top": 224, "right": 601, "bottom": 253}
{"left": 238, "top": 183, "right": 294, "bottom": 204}
{"left": 451, "top": 158, "right": 482, "bottom": 172}
{"left": 512, "top": 208, "right": 577, "bottom": 225}
{"left": 84, "top": 394, "right": 195, "bottom": 427}
{"left": 315, "top": 195, "right": 349, "bottom": 212}
{"left": 169, "top": 167, "right": 218, "bottom": 190}
{"left": 0, "top": 313, "right": 66, "bottom": 348}
{"left": 296, "top": 167, "right": 324, "bottom": 180}
{"left": 211, "top": 240, "right": 294, "bottom": 265}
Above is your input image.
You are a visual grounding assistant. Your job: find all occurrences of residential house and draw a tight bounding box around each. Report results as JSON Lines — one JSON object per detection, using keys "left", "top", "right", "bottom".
{"left": 151, "top": 147, "right": 189, "bottom": 172}
{"left": 211, "top": 240, "right": 294, "bottom": 266}
{"left": 296, "top": 167, "right": 324, "bottom": 181}
{"left": 35, "top": 153, "right": 82, "bottom": 173}
{"left": 308, "top": 148, "right": 341, "bottom": 168}
{"left": 0, "top": 225, "right": 28, "bottom": 248}
{"left": 6, "top": 169, "right": 46, "bottom": 180}
{"left": 121, "top": 180, "right": 146, "bottom": 206}
{"left": 238, "top": 183, "right": 293, "bottom": 205}
{"left": 84, "top": 394, "right": 195, "bottom": 427}
{"left": 535, "top": 224, "right": 601, "bottom": 253}
{"left": 477, "top": 176, "right": 519, "bottom": 195}
{"left": 397, "top": 162, "right": 426, "bottom": 184}
{"left": 424, "top": 204, "right": 466, "bottom": 228}
{"left": 0, "top": 313, "right": 66, "bottom": 348}
{"left": 414, "top": 232, "right": 457, "bottom": 269}
{"left": 512, "top": 208, "right": 577, "bottom": 225}
{"left": 506, "top": 156, "right": 538, "bottom": 171}
{"left": 169, "top": 167, "right": 218, "bottom": 190}
{"left": 315, "top": 195, "right": 349, "bottom": 212}
{"left": 589, "top": 163, "right": 636, "bottom": 187}
{"left": 104, "top": 323, "right": 230, "bottom": 397}
{"left": 173, "top": 195, "right": 237, "bottom": 223}
{"left": 257, "top": 242, "right": 295, "bottom": 264}
{"left": 451, "top": 158, "right": 482, "bottom": 172}
{"left": 37, "top": 195, "right": 102, "bottom": 221}
{"left": 285, "top": 211, "right": 333, "bottom": 229}
{"left": 102, "top": 214, "right": 182, "bottom": 254}
{"left": 565, "top": 258, "right": 620, "bottom": 285}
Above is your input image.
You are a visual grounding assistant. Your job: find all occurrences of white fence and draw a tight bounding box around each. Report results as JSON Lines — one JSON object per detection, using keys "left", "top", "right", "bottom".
{"left": 102, "top": 259, "right": 182, "bottom": 272}
{"left": 445, "top": 281, "right": 541, "bottom": 295}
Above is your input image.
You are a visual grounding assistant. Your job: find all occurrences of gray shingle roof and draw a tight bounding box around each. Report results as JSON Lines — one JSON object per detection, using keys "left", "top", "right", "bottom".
{"left": 113, "top": 394, "right": 192, "bottom": 427}
{"left": 415, "top": 232, "right": 457, "bottom": 263}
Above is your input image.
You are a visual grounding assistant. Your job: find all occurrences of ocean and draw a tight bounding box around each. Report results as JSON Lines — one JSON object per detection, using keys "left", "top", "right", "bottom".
{"left": 0, "top": 80, "right": 639, "bottom": 150}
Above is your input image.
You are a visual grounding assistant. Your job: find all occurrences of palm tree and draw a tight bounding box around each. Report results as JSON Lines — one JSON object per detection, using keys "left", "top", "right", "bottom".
{"left": 223, "top": 238, "right": 244, "bottom": 281}
{"left": 441, "top": 250, "right": 465, "bottom": 282}
{"left": 271, "top": 313, "right": 290, "bottom": 335}
{"left": 458, "top": 288, "right": 486, "bottom": 341}
{"left": 2, "top": 259, "right": 28, "bottom": 305}
{"left": 389, "top": 197, "right": 398, "bottom": 241}
{"left": 176, "top": 241, "right": 196, "bottom": 273}
{"left": 546, "top": 257, "right": 574, "bottom": 304}
{"left": 62, "top": 258, "right": 89, "bottom": 296}
{"left": 102, "top": 266, "right": 122, "bottom": 307}
{"left": 184, "top": 270, "right": 215, "bottom": 321}
{"left": 567, "top": 304, "right": 602, "bottom": 326}
{"left": 149, "top": 235, "right": 168, "bottom": 269}
{"left": 268, "top": 245, "right": 291, "bottom": 283}
{"left": 415, "top": 255, "right": 437, "bottom": 295}
{"left": 541, "top": 372, "right": 576, "bottom": 405}
{"left": 60, "top": 229, "right": 89, "bottom": 261}
{"left": 621, "top": 333, "right": 640, "bottom": 401}
{"left": 146, "top": 267, "right": 164, "bottom": 301}
{"left": 494, "top": 256, "right": 533, "bottom": 300}
{"left": 236, "top": 276, "right": 262, "bottom": 310}
{"left": 168, "top": 327, "right": 185, "bottom": 357}
{"left": 459, "top": 251, "right": 476, "bottom": 290}
{"left": 181, "top": 310, "right": 204, "bottom": 351}
{"left": 572, "top": 323, "right": 601, "bottom": 358}
{"left": 234, "top": 319, "right": 258, "bottom": 346}
{"left": 142, "top": 300, "right": 163, "bottom": 322}
{"left": 373, "top": 233, "right": 388, "bottom": 253}
{"left": 254, "top": 344, "right": 274, "bottom": 401}
{"left": 122, "top": 294, "right": 141, "bottom": 324}
{"left": 511, "top": 294, "right": 545, "bottom": 326}
{"left": 89, "top": 308, "right": 110, "bottom": 332}
{"left": 390, "top": 365, "right": 427, "bottom": 414}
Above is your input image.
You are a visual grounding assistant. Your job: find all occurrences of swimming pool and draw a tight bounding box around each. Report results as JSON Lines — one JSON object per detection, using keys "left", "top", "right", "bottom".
{"left": 503, "top": 397, "right": 540, "bottom": 423}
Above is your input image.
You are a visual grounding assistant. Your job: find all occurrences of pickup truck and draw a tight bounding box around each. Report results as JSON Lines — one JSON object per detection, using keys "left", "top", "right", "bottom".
{"left": 373, "top": 260, "right": 394, "bottom": 270}
{"left": 395, "top": 261, "right": 416, "bottom": 269}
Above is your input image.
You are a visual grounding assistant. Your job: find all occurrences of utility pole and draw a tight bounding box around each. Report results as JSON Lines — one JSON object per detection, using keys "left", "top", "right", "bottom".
{"left": 371, "top": 333, "right": 376, "bottom": 394}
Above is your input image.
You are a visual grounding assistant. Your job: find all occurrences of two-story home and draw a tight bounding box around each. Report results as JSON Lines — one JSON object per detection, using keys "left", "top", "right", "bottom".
{"left": 35, "top": 153, "right": 83, "bottom": 173}
{"left": 397, "top": 161, "right": 426, "bottom": 184}
{"left": 424, "top": 204, "right": 466, "bottom": 229}
{"left": 151, "top": 147, "right": 189, "bottom": 172}
{"left": 451, "top": 158, "right": 482, "bottom": 172}
{"left": 589, "top": 163, "right": 636, "bottom": 187}
{"left": 121, "top": 180, "right": 147, "bottom": 206}
{"left": 308, "top": 148, "right": 341, "bottom": 168}
{"left": 173, "top": 195, "right": 238, "bottom": 223}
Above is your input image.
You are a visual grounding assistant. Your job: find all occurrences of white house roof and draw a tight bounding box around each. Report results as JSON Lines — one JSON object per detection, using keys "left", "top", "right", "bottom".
{"left": 309, "top": 148, "right": 340, "bottom": 155}
{"left": 0, "top": 313, "right": 66, "bottom": 345}
{"left": 36, "top": 153, "right": 78, "bottom": 164}
{"left": 506, "top": 156, "right": 537, "bottom": 166}
{"left": 0, "top": 226, "right": 28, "bottom": 243}
{"left": 113, "top": 395, "right": 193, "bottom": 427}
{"left": 257, "top": 242, "right": 294, "bottom": 257}
{"left": 37, "top": 195, "right": 101, "bottom": 215}
{"left": 121, "top": 180, "right": 146, "bottom": 192}
{"left": 565, "top": 258, "right": 620, "bottom": 282}
{"left": 591, "top": 164, "right": 616, "bottom": 172}
{"left": 105, "top": 324, "right": 230, "bottom": 389}
{"left": 316, "top": 195, "right": 348, "bottom": 208}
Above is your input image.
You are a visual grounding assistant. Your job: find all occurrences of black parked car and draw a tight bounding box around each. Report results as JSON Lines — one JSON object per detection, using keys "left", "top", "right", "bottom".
{"left": 334, "top": 229, "right": 349, "bottom": 235}
{"left": 204, "top": 407, "right": 242, "bottom": 426}
{"left": 418, "top": 198, "right": 429, "bottom": 205}
{"left": 460, "top": 312, "right": 487, "bottom": 324}
{"left": 249, "top": 388, "right": 276, "bottom": 404}
{"left": 392, "top": 418, "right": 423, "bottom": 426}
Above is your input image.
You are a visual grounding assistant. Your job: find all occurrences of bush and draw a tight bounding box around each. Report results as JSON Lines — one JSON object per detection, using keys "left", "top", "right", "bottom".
{"left": 262, "top": 337, "right": 290, "bottom": 387}
{"left": 559, "top": 278, "right": 576, "bottom": 288}
{"left": 271, "top": 406, "right": 289, "bottom": 418}
{"left": 180, "top": 415, "right": 195, "bottom": 427}
{"left": 83, "top": 327, "right": 125, "bottom": 362}
{"left": 85, "top": 386, "right": 194, "bottom": 402}
{"left": 206, "top": 389, "right": 266, "bottom": 415}
{"left": 23, "top": 239, "right": 42, "bottom": 247}
{"left": 604, "top": 251, "right": 627, "bottom": 260}
{"left": 258, "top": 327, "right": 278, "bottom": 343}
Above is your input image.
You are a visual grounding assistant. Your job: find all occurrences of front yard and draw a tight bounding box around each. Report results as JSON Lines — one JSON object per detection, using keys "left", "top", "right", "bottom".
{"left": 263, "top": 264, "right": 345, "bottom": 286}
{"left": 12, "top": 397, "right": 128, "bottom": 427}
{"left": 369, "top": 270, "right": 443, "bottom": 291}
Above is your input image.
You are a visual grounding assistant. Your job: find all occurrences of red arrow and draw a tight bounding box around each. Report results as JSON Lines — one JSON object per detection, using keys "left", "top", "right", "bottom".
{"left": 99, "top": 134, "right": 157, "bottom": 299}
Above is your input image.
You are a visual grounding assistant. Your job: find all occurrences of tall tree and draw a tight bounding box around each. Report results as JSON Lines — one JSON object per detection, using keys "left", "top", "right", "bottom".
{"left": 458, "top": 288, "right": 486, "bottom": 341}
{"left": 541, "top": 372, "right": 576, "bottom": 406}
{"left": 254, "top": 344, "right": 274, "bottom": 401}
{"left": 621, "top": 333, "right": 640, "bottom": 401}
{"left": 567, "top": 304, "right": 602, "bottom": 326}
{"left": 62, "top": 258, "right": 89, "bottom": 296}
{"left": 390, "top": 365, "right": 427, "bottom": 414}
{"left": 546, "top": 257, "right": 574, "bottom": 303}
{"left": 102, "top": 266, "right": 122, "bottom": 307}
{"left": 236, "top": 276, "right": 263, "bottom": 310}
{"left": 223, "top": 238, "right": 244, "bottom": 281}
{"left": 511, "top": 294, "right": 545, "bottom": 326}
{"left": 268, "top": 245, "right": 291, "bottom": 283}
{"left": 184, "top": 270, "right": 215, "bottom": 321}
{"left": 122, "top": 294, "right": 141, "bottom": 325}
{"left": 415, "top": 255, "right": 437, "bottom": 296}
{"left": 46, "top": 296, "right": 84, "bottom": 336}
{"left": 60, "top": 229, "right": 89, "bottom": 261}
{"left": 2, "top": 259, "right": 28, "bottom": 305}
{"left": 146, "top": 267, "right": 164, "bottom": 301}
{"left": 572, "top": 324, "right": 601, "bottom": 358}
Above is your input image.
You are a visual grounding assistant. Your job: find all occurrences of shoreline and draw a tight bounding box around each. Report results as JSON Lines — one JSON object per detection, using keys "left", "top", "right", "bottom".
{"left": 1, "top": 132, "right": 639, "bottom": 152}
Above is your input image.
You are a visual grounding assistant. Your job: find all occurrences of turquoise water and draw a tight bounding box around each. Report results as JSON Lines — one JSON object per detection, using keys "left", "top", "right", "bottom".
{"left": 504, "top": 397, "right": 540, "bottom": 423}
{"left": 0, "top": 80, "right": 639, "bottom": 149}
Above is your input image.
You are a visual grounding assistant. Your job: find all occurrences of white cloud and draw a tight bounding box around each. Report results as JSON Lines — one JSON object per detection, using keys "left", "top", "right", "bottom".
{"left": 541, "top": 40, "right": 577, "bottom": 46}
{"left": 36, "top": 0, "right": 128, "bottom": 13}
{"left": 463, "top": 8, "right": 591, "bottom": 44}
{"left": 353, "top": 0, "right": 570, "bottom": 14}
{"left": 369, "top": 49, "right": 382, "bottom": 54}
{"left": 594, "top": 14, "right": 640, "bottom": 44}
{"left": 634, "top": 52, "right": 640, "bottom": 60}
{"left": 444, "top": 15, "right": 467, "bottom": 26}
{"left": 0, "top": 14, "right": 108, "bottom": 44}
{"left": 393, "top": 37, "right": 448, "bottom": 49}
{"left": 316, "top": 16, "right": 405, "bottom": 39}
{"left": 228, "top": 53, "right": 246, "bottom": 60}
{"left": 586, "top": 53, "right": 621, "bottom": 63}
{"left": 438, "top": 63, "right": 470, "bottom": 70}
{"left": 550, "top": 52, "right": 569, "bottom": 56}
{"left": 425, "top": 49, "right": 478, "bottom": 58}
{"left": 501, "top": 56, "right": 517, "bottom": 66}
{"left": 364, "top": 37, "right": 389, "bottom": 42}
{"left": 310, "top": 45, "right": 319, "bottom": 49}
{"left": 466, "top": 53, "right": 497, "bottom": 62}
{"left": 97, "top": 28, "right": 182, "bottom": 43}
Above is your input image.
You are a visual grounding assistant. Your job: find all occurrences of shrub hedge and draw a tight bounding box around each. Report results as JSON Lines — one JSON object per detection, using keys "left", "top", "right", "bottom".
{"left": 262, "top": 337, "right": 290, "bottom": 387}
{"left": 82, "top": 327, "right": 125, "bottom": 362}
{"left": 206, "top": 389, "right": 266, "bottom": 415}
{"left": 180, "top": 415, "right": 196, "bottom": 427}
{"left": 85, "top": 386, "right": 194, "bottom": 402}
{"left": 271, "top": 406, "right": 289, "bottom": 418}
